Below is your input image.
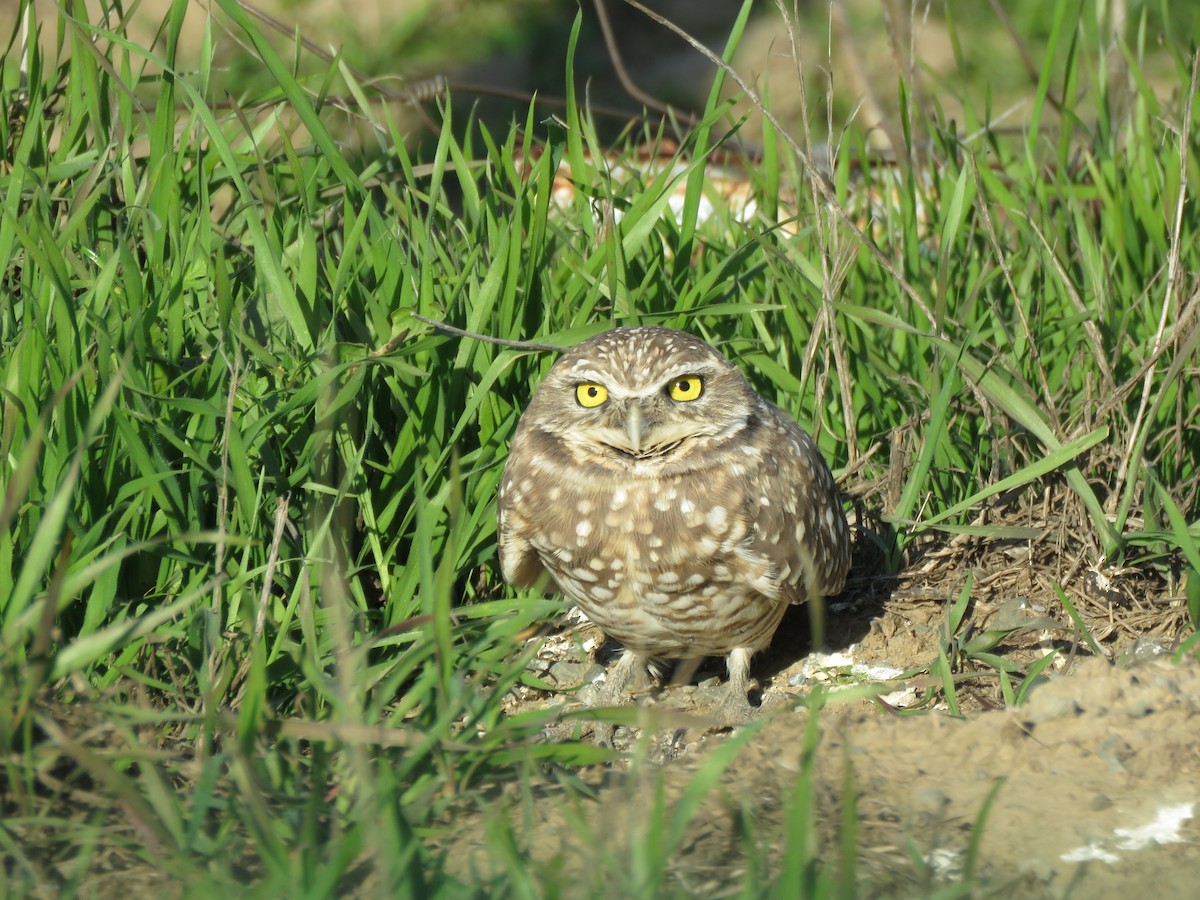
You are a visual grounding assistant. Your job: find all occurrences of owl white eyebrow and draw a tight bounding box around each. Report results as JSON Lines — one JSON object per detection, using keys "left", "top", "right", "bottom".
{"left": 566, "top": 363, "right": 719, "bottom": 395}
{"left": 568, "top": 370, "right": 611, "bottom": 386}
{"left": 658, "top": 363, "right": 719, "bottom": 383}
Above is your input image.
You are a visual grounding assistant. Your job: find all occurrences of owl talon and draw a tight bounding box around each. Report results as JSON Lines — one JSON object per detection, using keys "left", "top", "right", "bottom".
{"left": 592, "top": 721, "right": 618, "bottom": 748}
{"left": 717, "top": 688, "right": 757, "bottom": 726}
{"left": 717, "top": 646, "right": 758, "bottom": 726}
{"left": 585, "top": 649, "right": 645, "bottom": 747}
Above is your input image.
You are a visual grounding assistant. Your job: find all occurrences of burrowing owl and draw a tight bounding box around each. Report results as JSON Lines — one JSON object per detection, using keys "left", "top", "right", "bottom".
{"left": 497, "top": 327, "right": 851, "bottom": 723}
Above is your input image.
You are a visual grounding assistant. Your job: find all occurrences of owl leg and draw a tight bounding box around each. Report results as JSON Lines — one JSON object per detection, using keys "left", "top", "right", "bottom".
{"left": 590, "top": 649, "right": 646, "bottom": 746}
{"left": 601, "top": 648, "right": 645, "bottom": 702}
{"left": 719, "top": 646, "right": 757, "bottom": 724}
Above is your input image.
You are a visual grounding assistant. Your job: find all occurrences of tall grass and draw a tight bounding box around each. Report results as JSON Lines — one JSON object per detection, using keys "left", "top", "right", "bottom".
{"left": 1, "top": 0, "right": 1198, "bottom": 893}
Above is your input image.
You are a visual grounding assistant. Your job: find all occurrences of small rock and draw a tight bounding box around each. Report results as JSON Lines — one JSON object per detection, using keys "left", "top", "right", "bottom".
{"left": 575, "top": 666, "right": 609, "bottom": 705}
{"left": 911, "top": 787, "right": 950, "bottom": 815}
{"left": 547, "top": 661, "right": 586, "bottom": 686}
{"left": 1151, "top": 673, "right": 1180, "bottom": 692}
{"left": 1131, "top": 637, "right": 1171, "bottom": 662}
{"left": 1118, "top": 637, "right": 1172, "bottom": 666}
{"left": 693, "top": 678, "right": 727, "bottom": 706}
{"left": 1016, "top": 858, "right": 1055, "bottom": 882}
{"left": 1096, "top": 734, "right": 1134, "bottom": 772}
{"left": 1023, "top": 693, "right": 1081, "bottom": 723}
{"left": 1124, "top": 697, "right": 1154, "bottom": 719}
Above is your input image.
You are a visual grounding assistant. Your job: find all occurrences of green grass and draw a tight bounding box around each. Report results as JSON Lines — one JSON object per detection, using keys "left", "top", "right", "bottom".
{"left": 2, "top": 0, "right": 1199, "bottom": 894}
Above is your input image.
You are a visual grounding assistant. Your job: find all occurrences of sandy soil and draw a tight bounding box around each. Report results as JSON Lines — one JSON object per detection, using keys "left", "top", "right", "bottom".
{"left": 476, "top": 525, "right": 1198, "bottom": 896}
{"left": 653, "top": 657, "right": 1195, "bottom": 896}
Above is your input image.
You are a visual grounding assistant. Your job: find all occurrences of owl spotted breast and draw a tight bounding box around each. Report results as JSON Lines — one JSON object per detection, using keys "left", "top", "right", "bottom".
{"left": 497, "top": 326, "right": 851, "bottom": 723}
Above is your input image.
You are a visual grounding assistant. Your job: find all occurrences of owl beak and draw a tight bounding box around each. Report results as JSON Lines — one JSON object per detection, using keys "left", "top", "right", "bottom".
{"left": 624, "top": 401, "right": 644, "bottom": 453}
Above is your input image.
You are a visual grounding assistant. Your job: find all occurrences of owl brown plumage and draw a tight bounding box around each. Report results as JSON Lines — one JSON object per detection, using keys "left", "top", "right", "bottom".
{"left": 497, "top": 327, "right": 850, "bottom": 724}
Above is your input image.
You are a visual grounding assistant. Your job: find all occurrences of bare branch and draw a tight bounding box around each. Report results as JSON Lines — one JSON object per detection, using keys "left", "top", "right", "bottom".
{"left": 410, "top": 314, "right": 568, "bottom": 353}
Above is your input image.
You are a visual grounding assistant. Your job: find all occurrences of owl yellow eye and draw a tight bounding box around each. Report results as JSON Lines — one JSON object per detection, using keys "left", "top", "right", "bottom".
{"left": 667, "top": 375, "right": 704, "bottom": 402}
{"left": 576, "top": 382, "right": 609, "bottom": 408}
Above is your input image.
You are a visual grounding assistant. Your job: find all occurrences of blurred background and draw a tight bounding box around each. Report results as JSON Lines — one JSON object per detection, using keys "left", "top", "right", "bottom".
{"left": 6, "top": 0, "right": 1193, "bottom": 151}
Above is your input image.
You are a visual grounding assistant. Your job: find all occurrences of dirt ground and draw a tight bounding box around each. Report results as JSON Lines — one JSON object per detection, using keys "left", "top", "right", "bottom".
{"left": 477, "top": 519, "right": 1199, "bottom": 896}
{"left": 499, "top": 653, "right": 1200, "bottom": 897}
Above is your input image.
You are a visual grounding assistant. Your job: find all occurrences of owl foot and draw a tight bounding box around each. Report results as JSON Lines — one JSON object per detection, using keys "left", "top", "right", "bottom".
{"left": 589, "top": 649, "right": 646, "bottom": 748}
{"left": 716, "top": 684, "right": 758, "bottom": 726}
{"left": 716, "top": 646, "right": 759, "bottom": 726}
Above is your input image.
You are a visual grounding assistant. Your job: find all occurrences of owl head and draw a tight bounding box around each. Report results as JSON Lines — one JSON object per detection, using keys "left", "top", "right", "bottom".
{"left": 518, "top": 327, "right": 759, "bottom": 470}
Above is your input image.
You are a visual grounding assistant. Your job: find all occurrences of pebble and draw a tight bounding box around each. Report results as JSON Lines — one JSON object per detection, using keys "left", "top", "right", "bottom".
{"left": 547, "top": 661, "right": 587, "bottom": 686}
{"left": 911, "top": 787, "right": 951, "bottom": 815}
{"left": 1023, "top": 693, "right": 1081, "bottom": 723}
{"left": 1131, "top": 637, "right": 1171, "bottom": 662}
{"left": 1096, "top": 734, "right": 1133, "bottom": 773}
{"left": 1016, "top": 858, "right": 1055, "bottom": 882}
{"left": 692, "top": 678, "right": 726, "bottom": 706}
{"left": 1123, "top": 697, "right": 1154, "bottom": 718}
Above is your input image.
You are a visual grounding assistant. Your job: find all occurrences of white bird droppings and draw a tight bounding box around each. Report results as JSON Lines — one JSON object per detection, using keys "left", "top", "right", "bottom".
{"left": 1061, "top": 802, "right": 1195, "bottom": 863}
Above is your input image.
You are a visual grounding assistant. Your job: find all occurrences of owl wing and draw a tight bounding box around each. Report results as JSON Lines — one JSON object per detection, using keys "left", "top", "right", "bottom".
{"left": 731, "top": 408, "right": 850, "bottom": 606}
{"left": 497, "top": 483, "right": 546, "bottom": 589}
